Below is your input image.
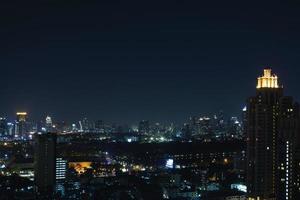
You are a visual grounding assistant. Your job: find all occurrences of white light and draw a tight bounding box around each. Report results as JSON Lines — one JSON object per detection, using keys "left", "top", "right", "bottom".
{"left": 166, "top": 159, "right": 174, "bottom": 169}
{"left": 230, "top": 184, "right": 247, "bottom": 193}
{"left": 127, "top": 138, "right": 132, "bottom": 143}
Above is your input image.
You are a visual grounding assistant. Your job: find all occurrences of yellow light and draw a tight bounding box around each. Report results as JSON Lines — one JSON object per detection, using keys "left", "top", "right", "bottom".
{"left": 256, "top": 69, "right": 280, "bottom": 89}
{"left": 16, "top": 112, "right": 27, "bottom": 116}
{"left": 69, "top": 162, "right": 92, "bottom": 174}
{"left": 224, "top": 158, "right": 228, "bottom": 164}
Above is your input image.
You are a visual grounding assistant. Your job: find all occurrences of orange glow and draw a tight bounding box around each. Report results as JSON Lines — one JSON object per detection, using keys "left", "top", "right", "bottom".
{"left": 69, "top": 162, "right": 92, "bottom": 174}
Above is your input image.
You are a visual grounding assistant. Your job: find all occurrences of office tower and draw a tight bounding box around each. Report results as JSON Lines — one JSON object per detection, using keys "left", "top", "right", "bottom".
{"left": 199, "top": 117, "right": 211, "bottom": 136}
{"left": 95, "top": 120, "right": 104, "bottom": 133}
{"left": 138, "top": 120, "right": 150, "bottom": 135}
{"left": 55, "top": 157, "right": 67, "bottom": 196}
{"left": 82, "top": 117, "right": 90, "bottom": 132}
{"left": 34, "top": 133, "right": 57, "bottom": 196}
{"left": 276, "top": 96, "right": 300, "bottom": 200}
{"left": 182, "top": 123, "right": 192, "bottom": 139}
{"left": 16, "top": 112, "right": 28, "bottom": 138}
{"left": 0, "top": 117, "right": 7, "bottom": 136}
{"left": 246, "top": 69, "right": 300, "bottom": 200}
{"left": 45, "top": 116, "right": 53, "bottom": 132}
{"left": 56, "top": 157, "right": 67, "bottom": 181}
{"left": 294, "top": 149, "right": 300, "bottom": 199}
{"left": 189, "top": 116, "right": 201, "bottom": 136}
{"left": 242, "top": 106, "right": 247, "bottom": 138}
{"left": 213, "top": 111, "right": 226, "bottom": 138}
{"left": 228, "top": 117, "right": 242, "bottom": 138}
{"left": 7, "top": 122, "right": 14, "bottom": 137}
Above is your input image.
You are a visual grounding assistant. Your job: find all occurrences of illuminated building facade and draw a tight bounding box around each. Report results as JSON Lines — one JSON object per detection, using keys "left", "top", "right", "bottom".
{"left": 256, "top": 69, "right": 279, "bottom": 89}
{"left": 16, "top": 112, "right": 28, "bottom": 138}
{"left": 7, "top": 122, "right": 14, "bottom": 136}
{"left": 276, "top": 97, "right": 300, "bottom": 200}
{"left": 56, "top": 157, "right": 67, "bottom": 180}
{"left": 55, "top": 157, "right": 67, "bottom": 196}
{"left": 45, "top": 116, "right": 53, "bottom": 132}
{"left": 246, "top": 69, "right": 300, "bottom": 200}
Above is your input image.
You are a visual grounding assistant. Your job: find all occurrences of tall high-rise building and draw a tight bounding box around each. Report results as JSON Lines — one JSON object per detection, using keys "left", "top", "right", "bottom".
{"left": 138, "top": 120, "right": 150, "bottom": 135}
{"left": 0, "top": 117, "right": 7, "bottom": 136}
{"left": 34, "top": 133, "right": 57, "bottom": 197}
{"left": 246, "top": 69, "right": 300, "bottom": 200}
{"left": 45, "top": 116, "right": 53, "bottom": 132}
{"left": 16, "top": 112, "right": 28, "bottom": 138}
{"left": 7, "top": 122, "right": 14, "bottom": 136}
{"left": 228, "top": 117, "right": 242, "bottom": 138}
{"left": 55, "top": 157, "right": 67, "bottom": 197}
{"left": 242, "top": 106, "right": 247, "bottom": 138}
{"left": 95, "top": 120, "right": 104, "bottom": 133}
{"left": 82, "top": 117, "right": 90, "bottom": 132}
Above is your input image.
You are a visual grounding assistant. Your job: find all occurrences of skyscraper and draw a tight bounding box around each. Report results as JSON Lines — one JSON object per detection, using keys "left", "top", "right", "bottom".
{"left": 82, "top": 117, "right": 90, "bottom": 132}
{"left": 138, "top": 120, "right": 150, "bottom": 135}
{"left": 0, "top": 117, "right": 7, "bottom": 136}
{"left": 34, "top": 133, "right": 57, "bottom": 197}
{"left": 95, "top": 120, "right": 104, "bottom": 133}
{"left": 55, "top": 157, "right": 67, "bottom": 197}
{"left": 16, "top": 112, "right": 28, "bottom": 138}
{"left": 7, "top": 122, "right": 14, "bottom": 137}
{"left": 246, "top": 69, "right": 300, "bottom": 200}
{"left": 45, "top": 116, "right": 53, "bottom": 132}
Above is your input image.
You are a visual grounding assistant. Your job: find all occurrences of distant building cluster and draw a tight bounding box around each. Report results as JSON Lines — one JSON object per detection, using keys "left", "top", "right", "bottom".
{"left": 0, "top": 110, "right": 244, "bottom": 144}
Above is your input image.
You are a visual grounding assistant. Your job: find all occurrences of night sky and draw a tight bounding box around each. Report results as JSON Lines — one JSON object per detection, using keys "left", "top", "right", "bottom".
{"left": 1, "top": 1, "right": 300, "bottom": 124}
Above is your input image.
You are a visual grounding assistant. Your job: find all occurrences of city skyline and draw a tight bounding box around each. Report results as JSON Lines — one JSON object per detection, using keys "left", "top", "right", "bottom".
{"left": 0, "top": 68, "right": 299, "bottom": 199}
{"left": 1, "top": 1, "right": 300, "bottom": 199}
{"left": 2, "top": 1, "right": 300, "bottom": 123}
{"left": 1, "top": 67, "right": 297, "bottom": 124}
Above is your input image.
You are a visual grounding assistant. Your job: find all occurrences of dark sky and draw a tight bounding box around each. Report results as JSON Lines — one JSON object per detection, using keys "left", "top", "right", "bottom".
{"left": 1, "top": 0, "right": 300, "bottom": 124}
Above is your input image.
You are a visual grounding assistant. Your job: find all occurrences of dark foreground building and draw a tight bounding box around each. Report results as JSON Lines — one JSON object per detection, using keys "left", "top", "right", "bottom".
{"left": 34, "top": 133, "right": 57, "bottom": 197}
{"left": 246, "top": 69, "right": 300, "bottom": 200}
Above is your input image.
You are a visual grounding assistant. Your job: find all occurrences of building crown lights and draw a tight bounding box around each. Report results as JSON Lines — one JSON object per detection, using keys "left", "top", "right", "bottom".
{"left": 256, "top": 69, "right": 281, "bottom": 89}
{"left": 17, "top": 112, "right": 27, "bottom": 116}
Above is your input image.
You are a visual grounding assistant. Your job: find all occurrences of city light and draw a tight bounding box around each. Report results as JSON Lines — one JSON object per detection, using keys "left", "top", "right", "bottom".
{"left": 256, "top": 69, "right": 280, "bottom": 89}
{"left": 0, "top": 0, "right": 299, "bottom": 198}
{"left": 166, "top": 159, "right": 174, "bottom": 169}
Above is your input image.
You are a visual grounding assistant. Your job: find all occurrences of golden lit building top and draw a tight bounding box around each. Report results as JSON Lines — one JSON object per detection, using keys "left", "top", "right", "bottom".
{"left": 256, "top": 69, "right": 280, "bottom": 89}
{"left": 17, "top": 112, "right": 27, "bottom": 116}
{"left": 16, "top": 112, "right": 27, "bottom": 122}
